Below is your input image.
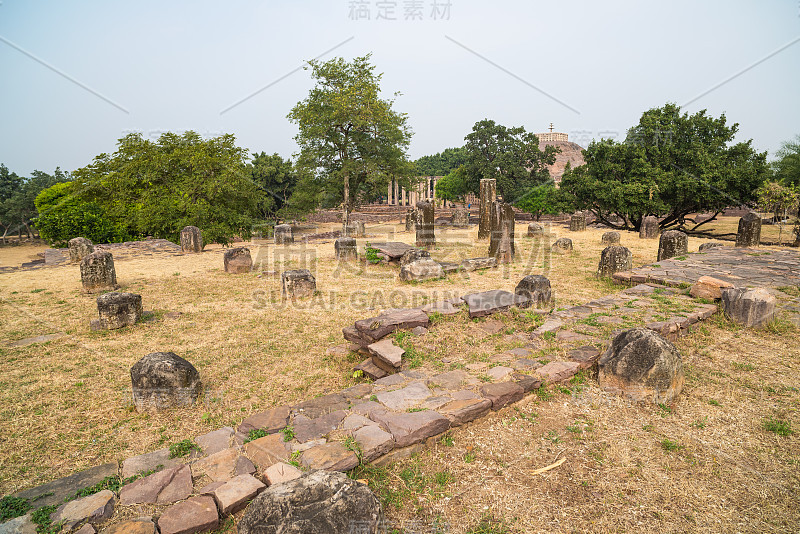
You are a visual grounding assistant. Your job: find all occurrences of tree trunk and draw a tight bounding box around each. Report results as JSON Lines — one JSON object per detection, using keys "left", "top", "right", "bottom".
{"left": 342, "top": 170, "right": 350, "bottom": 232}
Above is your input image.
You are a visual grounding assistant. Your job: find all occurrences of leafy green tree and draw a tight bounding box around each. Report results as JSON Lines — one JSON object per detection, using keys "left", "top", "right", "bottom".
{"left": 560, "top": 103, "right": 769, "bottom": 232}
{"left": 434, "top": 166, "right": 468, "bottom": 202}
{"left": 34, "top": 182, "right": 124, "bottom": 246}
{"left": 515, "top": 181, "right": 574, "bottom": 220}
{"left": 756, "top": 181, "right": 798, "bottom": 244}
{"left": 249, "top": 152, "right": 298, "bottom": 219}
{"left": 0, "top": 167, "right": 68, "bottom": 241}
{"left": 415, "top": 147, "right": 468, "bottom": 176}
{"left": 772, "top": 135, "right": 800, "bottom": 187}
{"left": 461, "top": 119, "right": 559, "bottom": 203}
{"left": 72, "top": 131, "right": 262, "bottom": 245}
{"left": 0, "top": 164, "right": 23, "bottom": 242}
{"left": 287, "top": 54, "right": 413, "bottom": 226}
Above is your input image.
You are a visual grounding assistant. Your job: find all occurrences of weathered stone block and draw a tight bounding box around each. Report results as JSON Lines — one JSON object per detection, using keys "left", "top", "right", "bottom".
{"left": 452, "top": 208, "right": 469, "bottom": 227}
{"left": 598, "top": 328, "right": 684, "bottom": 404}
{"left": 415, "top": 201, "right": 435, "bottom": 248}
{"left": 130, "top": 352, "right": 202, "bottom": 412}
{"left": 92, "top": 291, "right": 142, "bottom": 330}
{"left": 274, "top": 224, "right": 293, "bottom": 245}
{"left": 689, "top": 276, "right": 733, "bottom": 300}
{"left": 334, "top": 237, "right": 357, "bottom": 261}
{"left": 399, "top": 258, "right": 444, "bottom": 282}
{"left": 460, "top": 257, "right": 497, "bottom": 271}
{"left": 344, "top": 220, "right": 366, "bottom": 238}
{"left": 735, "top": 212, "right": 761, "bottom": 247}
{"left": 80, "top": 251, "right": 119, "bottom": 293}
{"left": 639, "top": 216, "right": 659, "bottom": 239}
{"left": 657, "top": 230, "right": 688, "bottom": 261}
{"left": 68, "top": 237, "right": 94, "bottom": 263}
{"left": 551, "top": 237, "right": 573, "bottom": 253}
{"left": 478, "top": 178, "right": 496, "bottom": 239}
{"left": 514, "top": 275, "right": 552, "bottom": 308}
{"left": 281, "top": 269, "right": 316, "bottom": 299}
{"left": 179, "top": 226, "right": 203, "bottom": 253}
{"left": 601, "top": 231, "right": 620, "bottom": 245}
{"left": 527, "top": 222, "right": 544, "bottom": 237}
{"left": 597, "top": 245, "right": 633, "bottom": 278}
{"left": 223, "top": 247, "right": 252, "bottom": 274}
{"left": 157, "top": 496, "right": 218, "bottom": 534}
{"left": 569, "top": 212, "right": 586, "bottom": 231}
{"left": 721, "top": 287, "right": 776, "bottom": 328}
{"left": 488, "top": 201, "right": 515, "bottom": 263}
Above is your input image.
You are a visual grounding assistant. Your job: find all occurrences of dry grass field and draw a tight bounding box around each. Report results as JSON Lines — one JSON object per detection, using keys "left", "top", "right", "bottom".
{"left": 1, "top": 220, "right": 798, "bottom": 533}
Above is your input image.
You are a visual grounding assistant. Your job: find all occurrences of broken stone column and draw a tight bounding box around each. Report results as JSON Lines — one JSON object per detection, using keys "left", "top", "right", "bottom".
{"left": 92, "top": 292, "right": 142, "bottom": 330}
{"left": 598, "top": 328, "right": 684, "bottom": 404}
{"left": 478, "top": 178, "right": 496, "bottom": 239}
{"left": 721, "top": 287, "right": 776, "bottom": 328}
{"left": 415, "top": 201, "right": 435, "bottom": 248}
{"left": 274, "top": 224, "right": 293, "bottom": 245}
{"left": 334, "top": 237, "right": 357, "bottom": 261}
{"left": 405, "top": 209, "right": 417, "bottom": 232}
{"left": 131, "top": 352, "right": 202, "bottom": 412}
{"left": 514, "top": 275, "right": 552, "bottom": 308}
{"left": 452, "top": 209, "right": 469, "bottom": 227}
{"left": 488, "top": 202, "right": 515, "bottom": 263}
{"left": 735, "top": 212, "right": 762, "bottom": 248}
{"left": 345, "top": 221, "right": 366, "bottom": 238}
{"left": 639, "top": 216, "right": 659, "bottom": 239}
{"left": 224, "top": 247, "right": 253, "bottom": 274}
{"left": 657, "top": 230, "right": 688, "bottom": 261}
{"left": 281, "top": 269, "right": 316, "bottom": 299}
{"left": 68, "top": 237, "right": 94, "bottom": 263}
{"left": 597, "top": 245, "right": 633, "bottom": 278}
{"left": 180, "top": 226, "right": 203, "bottom": 253}
{"left": 527, "top": 223, "right": 544, "bottom": 238}
{"left": 569, "top": 212, "right": 586, "bottom": 232}
{"left": 551, "top": 237, "right": 573, "bottom": 253}
{"left": 80, "top": 251, "right": 119, "bottom": 294}
{"left": 601, "top": 231, "right": 620, "bottom": 245}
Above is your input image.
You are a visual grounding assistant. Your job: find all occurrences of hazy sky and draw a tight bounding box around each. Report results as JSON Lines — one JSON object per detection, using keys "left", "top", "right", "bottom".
{"left": 1, "top": 0, "right": 798, "bottom": 177}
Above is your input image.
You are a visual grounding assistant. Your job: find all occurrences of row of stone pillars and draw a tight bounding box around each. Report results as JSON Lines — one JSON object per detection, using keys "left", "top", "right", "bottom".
{"left": 387, "top": 177, "right": 442, "bottom": 207}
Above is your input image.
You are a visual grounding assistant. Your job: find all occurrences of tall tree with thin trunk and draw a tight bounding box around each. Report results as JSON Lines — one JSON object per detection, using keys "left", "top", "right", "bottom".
{"left": 288, "top": 54, "right": 413, "bottom": 228}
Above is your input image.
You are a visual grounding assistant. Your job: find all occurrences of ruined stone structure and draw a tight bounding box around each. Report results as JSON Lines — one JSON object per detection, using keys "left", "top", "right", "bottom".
{"left": 415, "top": 201, "right": 435, "bottom": 248}
{"left": 536, "top": 128, "right": 586, "bottom": 183}
{"left": 179, "top": 226, "right": 203, "bottom": 253}
{"left": 488, "top": 202, "right": 515, "bottom": 263}
{"left": 478, "top": 178, "right": 496, "bottom": 240}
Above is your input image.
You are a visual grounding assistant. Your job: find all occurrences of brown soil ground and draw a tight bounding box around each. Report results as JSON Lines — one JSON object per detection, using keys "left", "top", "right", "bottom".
{"left": 0, "top": 221, "right": 797, "bottom": 533}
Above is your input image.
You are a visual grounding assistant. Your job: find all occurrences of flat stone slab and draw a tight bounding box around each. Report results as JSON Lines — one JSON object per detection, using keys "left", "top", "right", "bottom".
{"left": 50, "top": 489, "right": 114, "bottom": 529}
{"left": 486, "top": 366, "right": 513, "bottom": 381}
{"left": 568, "top": 346, "right": 602, "bottom": 369}
{"left": 157, "top": 496, "right": 218, "bottom": 534}
{"left": 237, "top": 406, "right": 290, "bottom": 435}
{"left": 375, "top": 381, "right": 432, "bottom": 411}
{"left": 368, "top": 242, "right": 416, "bottom": 260}
{"left": 0, "top": 514, "right": 35, "bottom": 534}
{"left": 480, "top": 382, "right": 524, "bottom": 410}
{"left": 300, "top": 442, "right": 359, "bottom": 472}
{"left": 463, "top": 290, "right": 531, "bottom": 318}
{"left": 353, "top": 424, "right": 395, "bottom": 461}
{"left": 354, "top": 308, "right": 430, "bottom": 342}
{"left": 195, "top": 427, "right": 234, "bottom": 456}
{"left": 367, "top": 339, "right": 404, "bottom": 370}
{"left": 511, "top": 358, "right": 543, "bottom": 371}
{"left": 262, "top": 462, "right": 303, "bottom": 487}
{"left": 428, "top": 370, "right": 479, "bottom": 390}
{"left": 119, "top": 465, "right": 192, "bottom": 505}
{"left": 7, "top": 332, "right": 65, "bottom": 347}
{"left": 244, "top": 434, "right": 290, "bottom": 469}
{"left": 370, "top": 410, "right": 450, "bottom": 448}
{"left": 354, "top": 358, "right": 388, "bottom": 380}
{"left": 291, "top": 410, "right": 347, "bottom": 443}
{"left": 13, "top": 462, "right": 119, "bottom": 508}
{"left": 420, "top": 301, "right": 461, "bottom": 316}
{"left": 536, "top": 361, "right": 582, "bottom": 383}
{"left": 437, "top": 398, "right": 492, "bottom": 426}
{"left": 103, "top": 519, "right": 156, "bottom": 534}
{"left": 212, "top": 473, "right": 265, "bottom": 515}
{"left": 121, "top": 448, "right": 181, "bottom": 479}
{"left": 292, "top": 393, "right": 349, "bottom": 418}
{"left": 191, "top": 447, "right": 255, "bottom": 482}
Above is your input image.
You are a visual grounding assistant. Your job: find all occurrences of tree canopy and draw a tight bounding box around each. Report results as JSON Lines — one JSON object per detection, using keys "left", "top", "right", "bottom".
{"left": 434, "top": 165, "right": 469, "bottom": 202}
{"left": 461, "top": 119, "right": 559, "bottom": 203}
{"left": 414, "top": 147, "right": 468, "bottom": 176}
{"left": 249, "top": 152, "right": 299, "bottom": 219}
{"left": 559, "top": 103, "right": 769, "bottom": 232}
{"left": 772, "top": 134, "right": 800, "bottom": 187}
{"left": 515, "top": 180, "right": 575, "bottom": 220}
{"left": 0, "top": 166, "right": 68, "bottom": 242}
{"left": 67, "top": 131, "right": 262, "bottom": 245}
{"left": 287, "top": 54, "right": 413, "bottom": 225}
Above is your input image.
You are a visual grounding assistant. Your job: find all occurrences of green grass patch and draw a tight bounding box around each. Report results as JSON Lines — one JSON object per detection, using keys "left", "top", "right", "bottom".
{"left": 169, "top": 439, "right": 201, "bottom": 459}
{"left": 0, "top": 495, "right": 31, "bottom": 521}
{"left": 762, "top": 418, "right": 793, "bottom": 436}
{"left": 244, "top": 429, "right": 268, "bottom": 444}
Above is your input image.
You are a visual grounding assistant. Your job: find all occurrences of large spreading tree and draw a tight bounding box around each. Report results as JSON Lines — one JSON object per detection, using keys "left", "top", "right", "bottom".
{"left": 65, "top": 131, "right": 263, "bottom": 245}
{"left": 0, "top": 166, "right": 68, "bottom": 242}
{"left": 772, "top": 134, "right": 800, "bottom": 187}
{"left": 287, "top": 54, "right": 413, "bottom": 226}
{"left": 461, "top": 119, "right": 559, "bottom": 203}
{"left": 415, "top": 147, "right": 468, "bottom": 176}
{"left": 560, "top": 103, "right": 770, "bottom": 232}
